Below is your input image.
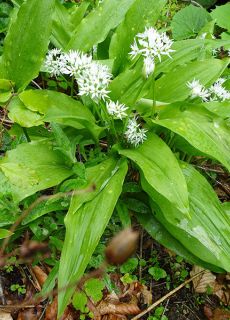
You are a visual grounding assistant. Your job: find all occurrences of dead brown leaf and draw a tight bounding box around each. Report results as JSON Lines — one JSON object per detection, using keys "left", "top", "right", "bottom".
{"left": 17, "top": 307, "right": 42, "bottom": 320}
{"left": 31, "top": 265, "right": 48, "bottom": 287}
{"left": 190, "top": 266, "right": 216, "bottom": 293}
{"left": 204, "top": 306, "right": 230, "bottom": 320}
{"left": 96, "top": 300, "right": 140, "bottom": 315}
{"left": 44, "top": 296, "right": 58, "bottom": 320}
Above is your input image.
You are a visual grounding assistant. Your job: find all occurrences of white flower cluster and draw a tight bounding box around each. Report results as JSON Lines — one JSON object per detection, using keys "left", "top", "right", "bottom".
{"left": 129, "top": 27, "right": 174, "bottom": 77}
{"left": 45, "top": 49, "right": 148, "bottom": 147}
{"left": 187, "top": 78, "right": 230, "bottom": 102}
{"left": 106, "top": 101, "right": 128, "bottom": 119}
{"left": 125, "top": 117, "right": 147, "bottom": 147}
{"left": 44, "top": 49, "right": 112, "bottom": 101}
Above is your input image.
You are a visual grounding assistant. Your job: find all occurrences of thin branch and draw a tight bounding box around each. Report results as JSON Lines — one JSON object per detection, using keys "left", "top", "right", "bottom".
{"left": 131, "top": 271, "right": 205, "bottom": 320}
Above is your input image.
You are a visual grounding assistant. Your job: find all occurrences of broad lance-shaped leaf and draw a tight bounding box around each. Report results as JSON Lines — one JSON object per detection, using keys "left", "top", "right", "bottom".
{"left": 67, "top": 0, "right": 135, "bottom": 51}
{"left": 0, "top": 0, "right": 54, "bottom": 90}
{"left": 109, "top": 59, "right": 153, "bottom": 105}
{"left": 109, "top": 0, "right": 166, "bottom": 74}
{"left": 152, "top": 103, "right": 230, "bottom": 172}
{"left": 119, "top": 132, "right": 189, "bottom": 217}
{"left": 51, "top": 0, "right": 74, "bottom": 49}
{"left": 58, "top": 158, "right": 128, "bottom": 316}
{"left": 8, "top": 90, "right": 103, "bottom": 140}
{"left": 141, "top": 162, "right": 230, "bottom": 272}
{"left": 154, "top": 58, "right": 229, "bottom": 103}
{"left": 155, "top": 39, "right": 230, "bottom": 76}
{"left": 137, "top": 211, "right": 224, "bottom": 272}
{"left": 0, "top": 140, "right": 73, "bottom": 202}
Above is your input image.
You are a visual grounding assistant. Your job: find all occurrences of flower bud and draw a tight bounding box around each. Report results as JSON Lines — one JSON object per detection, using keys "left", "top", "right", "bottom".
{"left": 105, "top": 228, "right": 139, "bottom": 266}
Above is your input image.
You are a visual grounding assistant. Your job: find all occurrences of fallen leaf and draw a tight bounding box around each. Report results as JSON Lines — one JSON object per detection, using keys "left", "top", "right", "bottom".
{"left": 32, "top": 265, "right": 48, "bottom": 287}
{"left": 204, "top": 306, "right": 230, "bottom": 320}
{"left": 97, "top": 301, "right": 140, "bottom": 315}
{"left": 17, "top": 307, "right": 42, "bottom": 320}
{"left": 0, "top": 311, "right": 13, "bottom": 320}
{"left": 190, "top": 266, "right": 216, "bottom": 293}
{"left": 45, "top": 296, "right": 58, "bottom": 320}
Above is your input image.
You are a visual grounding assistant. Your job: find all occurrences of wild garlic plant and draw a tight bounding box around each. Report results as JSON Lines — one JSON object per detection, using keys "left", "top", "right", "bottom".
{"left": 0, "top": 0, "right": 230, "bottom": 317}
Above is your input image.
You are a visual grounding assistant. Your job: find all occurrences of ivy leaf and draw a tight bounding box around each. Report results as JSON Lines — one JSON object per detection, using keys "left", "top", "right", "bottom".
{"left": 148, "top": 267, "right": 167, "bottom": 281}
{"left": 84, "top": 278, "right": 104, "bottom": 303}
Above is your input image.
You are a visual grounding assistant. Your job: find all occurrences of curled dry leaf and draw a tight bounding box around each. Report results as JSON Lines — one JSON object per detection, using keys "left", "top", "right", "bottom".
{"left": 96, "top": 301, "right": 140, "bottom": 316}
{"left": 0, "top": 311, "right": 13, "bottom": 320}
{"left": 31, "top": 265, "right": 48, "bottom": 287}
{"left": 190, "top": 266, "right": 216, "bottom": 293}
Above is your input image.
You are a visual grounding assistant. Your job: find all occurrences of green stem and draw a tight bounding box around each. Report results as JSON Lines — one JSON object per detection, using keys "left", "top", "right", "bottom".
{"left": 22, "top": 127, "right": 31, "bottom": 142}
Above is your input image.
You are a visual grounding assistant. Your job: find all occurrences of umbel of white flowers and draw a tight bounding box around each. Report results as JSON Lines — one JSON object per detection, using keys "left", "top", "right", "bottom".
{"left": 129, "top": 27, "right": 174, "bottom": 77}
{"left": 187, "top": 78, "right": 230, "bottom": 102}
{"left": 125, "top": 117, "right": 147, "bottom": 147}
{"left": 44, "top": 49, "right": 112, "bottom": 101}
{"left": 44, "top": 49, "right": 147, "bottom": 147}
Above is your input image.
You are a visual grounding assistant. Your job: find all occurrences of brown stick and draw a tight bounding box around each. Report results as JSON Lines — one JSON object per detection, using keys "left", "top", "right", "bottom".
{"left": 131, "top": 270, "right": 205, "bottom": 320}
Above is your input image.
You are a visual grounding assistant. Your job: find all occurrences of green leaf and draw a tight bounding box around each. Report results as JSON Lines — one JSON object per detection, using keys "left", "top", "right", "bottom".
{"left": 109, "top": 59, "right": 152, "bottom": 105}
{"left": 16, "top": 90, "right": 103, "bottom": 140}
{"left": 203, "top": 100, "right": 230, "bottom": 118}
{"left": 72, "top": 291, "right": 88, "bottom": 313}
{"left": 22, "top": 197, "right": 68, "bottom": 225}
{"left": 136, "top": 211, "right": 222, "bottom": 271}
{"left": 8, "top": 96, "right": 43, "bottom": 127}
{"left": 171, "top": 5, "right": 212, "bottom": 40}
{"left": 0, "top": 79, "right": 14, "bottom": 103}
{"left": 120, "top": 258, "right": 138, "bottom": 274}
{"left": 142, "top": 163, "right": 230, "bottom": 272}
{"left": 67, "top": 0, "right": 135, "bottom": 51}
{"left": 51, "top": 0, "right": 74, "bottom": 48}
{"left": 155, "top": 39, "right": 230, "bottom": 76}
{"left": 119, "top": 132, "right": 189, "bottom": 216}
{"left": 0, "top": 0, "right": 54, "bottom": 90}
{"left": 152, "top": 103, "right": 230, "bottom": 171}
{"left": 109, "top": 0, "right": 166, "bottom": 74}
{"left": 211, "top": 3, "right": 230, "bottom": 32}
{"left": 0, "top": 228, "right": 13, "bottom": 239}
{"left": 0, "top": 140, "right": 73, "bottom": 202}
{"left": 116, "top": 200, "right": 131, "bottom": 228}
{"left": 148, "top": 266, "right": 167, "bottom": 281}
{"left": 84, "top": 278, "right": 104, "bottom": 303}
{"left": 40, "top": 262, "right": 59, "bottom": 297}
{"left": 70, "top": 1, "right": 89, "bottom": 27}
{"left": 58, "top": 158, "right": 128, "bottom": 316}
{"left": 51, "top": 123, "right": 76, "bottom": 165}
{"left": 155, "top": 58, "right": 230, "bottom": 103}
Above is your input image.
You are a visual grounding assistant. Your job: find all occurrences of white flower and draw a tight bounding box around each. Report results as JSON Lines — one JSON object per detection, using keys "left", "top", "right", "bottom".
{"left": 44, "top": 48, "right": 63, "bottom": 77}
{"left": 78, "top": 62, "right": 112, "bottom": 101}
{"left": 59, "top": 50, "right": 92, "bottom": 77}
{"left": 143, "top": 56, "right": 155, "bottom": 77}
{"left": 199, "top": 33, "right": 207, "bottom": 40}
{"left": 209, "top": 78, "right": 230, "bottom": 101}
{"left": 130, "top": 27, "right": 174, "bottom": 63}
{"left": 125, "top": 117, "right": 147, "bottom": 147}
{"left": 106, "top": 101, "right": 128, "bottom": 119}
{"left": 129, "top": 39, "right": 141, "bottom": 59}
{"left": 187, "top": 79, "right": 210, "bottom": 102}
